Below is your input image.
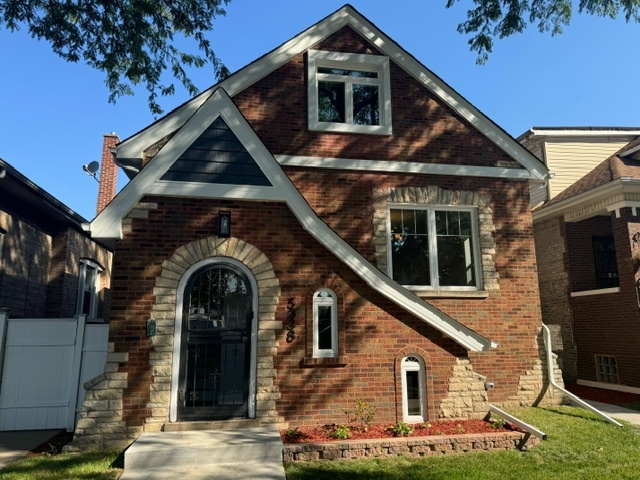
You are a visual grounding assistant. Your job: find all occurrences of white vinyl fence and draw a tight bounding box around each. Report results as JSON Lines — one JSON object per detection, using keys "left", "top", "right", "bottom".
{"left": 0, "top": 311, "right": 109, "bottom": 431}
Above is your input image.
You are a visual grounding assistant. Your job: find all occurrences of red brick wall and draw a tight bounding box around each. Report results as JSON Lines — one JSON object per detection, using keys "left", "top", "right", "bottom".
{"left": 108, "top": 26, "right": 544, "bottom": 427}
{"left": 96, "top": 134, "right": 119, "bottom": 216}
{"left": 571, "top": 209, "right": 640, "bottom": 386}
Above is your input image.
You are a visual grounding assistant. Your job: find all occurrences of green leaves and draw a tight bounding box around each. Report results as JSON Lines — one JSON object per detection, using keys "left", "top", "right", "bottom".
{"left": 446, "top": 0, "right": 640, "bottom": 64}
{"left": 0, "top": 0, "right": 230, "bottom": 114}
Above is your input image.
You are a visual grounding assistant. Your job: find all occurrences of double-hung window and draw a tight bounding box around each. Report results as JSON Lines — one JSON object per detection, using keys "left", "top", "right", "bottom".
{"left": 76, "top": 259, "right": 102, "bottom": 319}
{"left": 312, "top": 289, "right": 338, "bottom": 358}
{"left": 308, "top": 50, "right": 391, "bottom": 135}
{"left": 389, "top": 206, "right": 480, "bottom": 290}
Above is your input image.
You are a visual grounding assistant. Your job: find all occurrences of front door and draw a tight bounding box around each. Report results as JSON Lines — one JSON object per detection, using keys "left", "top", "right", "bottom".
{"left": 178, "top": 264, "right": 253, "bottom": 421}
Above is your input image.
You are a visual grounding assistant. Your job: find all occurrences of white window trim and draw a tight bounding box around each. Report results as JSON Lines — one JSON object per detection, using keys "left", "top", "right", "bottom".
{"left": 387, "top": 204, "right": 482, "bottom": 291}
{"left": 0, "top": 228, "right": 5, "bottom": 269}
{"left": 76, "top": 259, "right": 102, "bottom": 319}
{"left": 307, "top": 49, "right": 392, "bottom": 135}
{"left": 401, "top": 356, "right": 425, "bottom": 423}
{"left": 312, "top": 288, "right": 338, "bottom": 358}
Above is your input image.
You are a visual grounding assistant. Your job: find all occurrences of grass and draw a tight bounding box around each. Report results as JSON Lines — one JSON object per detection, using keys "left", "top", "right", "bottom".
{"left": 0, "top": 450, "right": 123, "bottom": 480}
{"left": 284, "top": 406, "right": 640, "bottom": 480}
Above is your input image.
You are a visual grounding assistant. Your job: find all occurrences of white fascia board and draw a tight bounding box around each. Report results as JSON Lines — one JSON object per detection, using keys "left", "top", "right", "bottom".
{"left": 116, "top": 9, "right": 352, "bottom": 161}
{"left": 90, "top": 89, "right": 290, "bottom": 241}
{"left": 276, "top": 155, "right": 533, "bottom": 180}
{"left": 116, "top": 5, "right": 546, "bottom": 182}
{"left": 529, "top": 128, "right": 640, "bottom": 138}
{"left": 532, "top": 179, "right": 640, "bottom": 223}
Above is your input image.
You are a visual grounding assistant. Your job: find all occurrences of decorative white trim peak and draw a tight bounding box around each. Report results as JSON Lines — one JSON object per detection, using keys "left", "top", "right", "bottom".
{"left": 89, "top": 87, "right": 494, "bottom": 353}
{"left": 113, "top": 5, "right": 547, "bottom": 182}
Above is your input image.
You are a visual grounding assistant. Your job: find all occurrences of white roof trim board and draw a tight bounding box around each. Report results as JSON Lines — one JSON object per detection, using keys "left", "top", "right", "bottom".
{"left": 90, "top": 88, "right": 494, "bottom": 352}
{"left": 114, "top": 5, "right": 547, "bottom": 182}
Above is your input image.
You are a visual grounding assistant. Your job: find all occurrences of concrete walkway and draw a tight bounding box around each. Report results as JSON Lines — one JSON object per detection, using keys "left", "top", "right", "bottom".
{"left": 120, "top": 427, "right": 286, "bottom": 480}
{"left": 584, "top": 400, "right": 640, "bottom": 426}
{"left": 0, "top": 430, "right": 61, "bottom": 469}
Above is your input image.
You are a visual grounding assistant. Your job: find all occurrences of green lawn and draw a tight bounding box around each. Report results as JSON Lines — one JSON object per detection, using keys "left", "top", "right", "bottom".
{"left": 0, "top": 450, "right": 122, "bottom": 480}
{"left": 2, "top": 407, "right": 638, "bottom": 480}
{"left": 284, "top": 406, "right": 640, "bottom": 480}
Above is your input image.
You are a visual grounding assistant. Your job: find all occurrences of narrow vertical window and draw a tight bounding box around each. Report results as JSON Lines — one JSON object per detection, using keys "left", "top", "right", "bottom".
{"left": 401, "top": 356, "right": 425, "bottom": 422}
{"left": 76, "top": 259, "right": 102, "bottom": 319}
{"left": 592, "top": 236, "right": 618, "bottom": 289}
{"left": 313, "top": 289, "right": 338, "bottom": 358}
{"left": 0, "top": 228, "right": 5, "bottom": 269}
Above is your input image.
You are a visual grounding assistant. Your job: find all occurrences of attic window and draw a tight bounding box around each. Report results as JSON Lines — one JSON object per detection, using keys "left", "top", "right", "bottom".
{"left": 308, "top": 50, "right": 391, "bottom": 135}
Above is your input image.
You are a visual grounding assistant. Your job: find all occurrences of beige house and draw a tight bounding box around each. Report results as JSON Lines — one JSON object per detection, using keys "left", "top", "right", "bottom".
{"left": 518, "top": 127, "right": 640, "bottom": 207}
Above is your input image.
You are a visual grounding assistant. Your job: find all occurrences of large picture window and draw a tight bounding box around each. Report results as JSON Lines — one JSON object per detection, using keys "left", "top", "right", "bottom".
{"left": 389, "top": 206, "right": 480, "bottom": 290}
{"left": 312, "top": 289, "right": 338, "bottom": 358}
{"left": 308, "top": 50, "right": 391, "bottom": 135}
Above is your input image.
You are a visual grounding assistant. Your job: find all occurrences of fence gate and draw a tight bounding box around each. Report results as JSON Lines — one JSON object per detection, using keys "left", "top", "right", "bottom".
{"left": 0, "top": 314, "right": 108, "bottom": 431}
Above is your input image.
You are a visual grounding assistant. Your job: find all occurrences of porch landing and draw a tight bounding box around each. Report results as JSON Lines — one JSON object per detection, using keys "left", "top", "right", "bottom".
{"left": 120, "top": 427, "right": 285, "bottom": 480}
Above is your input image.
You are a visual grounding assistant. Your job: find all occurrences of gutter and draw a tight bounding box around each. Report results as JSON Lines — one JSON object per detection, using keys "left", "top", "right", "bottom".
{"left": 541, "top": 324, "right": 622, "bottom": 427}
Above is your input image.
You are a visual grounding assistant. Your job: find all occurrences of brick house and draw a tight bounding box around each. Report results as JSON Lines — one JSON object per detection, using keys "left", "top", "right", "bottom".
{"left": 74, "top": 5, "right": 563, "bottom": 449}
{"left": 525, "top": 130, "right": 640, "bottom": 392}
{"left": 0, "top": 156, "right": 113, "bottom": 320}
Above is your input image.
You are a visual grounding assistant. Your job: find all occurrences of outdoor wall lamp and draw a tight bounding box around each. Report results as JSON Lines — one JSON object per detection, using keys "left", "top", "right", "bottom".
{"left": 218, "top": 211, "right": 231, "bottom": 238}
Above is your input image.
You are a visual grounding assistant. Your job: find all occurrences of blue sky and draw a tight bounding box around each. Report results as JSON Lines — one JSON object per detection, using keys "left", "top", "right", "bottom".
{"left": 1, "top": 0, "right": 639, "bottom": 220}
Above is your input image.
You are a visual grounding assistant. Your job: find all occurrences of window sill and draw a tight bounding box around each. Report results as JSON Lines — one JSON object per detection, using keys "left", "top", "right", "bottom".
{"left": 414, "top": 290, "right": 489, "bottom": 299}
{"left": 570, "top": 287, "right": 620, "bottom": 298}
{"left": 301, "top": 356, "right": 348, "bottom": 368}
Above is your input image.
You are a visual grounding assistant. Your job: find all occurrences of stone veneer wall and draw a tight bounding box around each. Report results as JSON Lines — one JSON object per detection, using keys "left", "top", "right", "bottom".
{"left": 71, "top": 231, "right": 283, "bottom": 450}
{"left": 283, "top": 431, "right": 540, "bottom": 462}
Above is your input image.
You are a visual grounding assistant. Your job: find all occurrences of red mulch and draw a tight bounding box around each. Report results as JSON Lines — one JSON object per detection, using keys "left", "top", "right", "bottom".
{"left": 281, "top": 419, "right": 516, "bottom": 444}
{"left": 565, "top": 384, "right": 640, "bottom": 406}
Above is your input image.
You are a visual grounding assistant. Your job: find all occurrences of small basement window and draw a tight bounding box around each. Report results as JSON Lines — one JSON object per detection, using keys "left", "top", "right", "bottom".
{"left": 308, "top": 50, "right": 391, "bottom": 135}
{"left": 595, "top": 355, "right": 619, "bottom": 384}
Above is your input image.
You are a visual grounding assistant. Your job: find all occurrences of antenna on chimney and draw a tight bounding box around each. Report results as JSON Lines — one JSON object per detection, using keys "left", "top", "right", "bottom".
{"left": 82, "top": 161, "right": 100, "bottom": 183}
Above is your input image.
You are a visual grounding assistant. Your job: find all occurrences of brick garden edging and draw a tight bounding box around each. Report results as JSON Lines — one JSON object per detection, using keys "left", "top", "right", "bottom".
{"left": 282, "top": 431, "right": 539, "bottom": 462}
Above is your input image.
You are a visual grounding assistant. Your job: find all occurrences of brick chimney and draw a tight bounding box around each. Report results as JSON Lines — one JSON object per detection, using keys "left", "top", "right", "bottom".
{"left": 96, "top": 133, "right": 120, "bottom": 215}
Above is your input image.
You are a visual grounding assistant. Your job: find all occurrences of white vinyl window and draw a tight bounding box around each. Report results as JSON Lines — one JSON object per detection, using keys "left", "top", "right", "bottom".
{"left": 308, "top": 50, "right": 391, "bottom": 135}
{"left": 388, "top": 206, "right": 481, "bottom": 290}
{"left": 401, "top": 356, "right": 425, "bottom": 423}
{"left": 76, "top": 259, "right": 102, "bottom": 319}
{"left": 312, "top": 289, "right": 338, "bottom": 358}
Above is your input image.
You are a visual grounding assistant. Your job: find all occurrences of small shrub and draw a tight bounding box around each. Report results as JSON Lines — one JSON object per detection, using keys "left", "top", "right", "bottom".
{"left": 345, "top": 399, "right": 377, "bottom": 432}
{"left": 284, "top": 427, "right": 303, "bottom": 440}
{"left": 456, "top": 423, "right": 466, "bottom": 434}
{"left": 386, "top": 421, "right": 414, "bottom": 437}
{"left": 330, "top": 424, "right": 352, "bottom": 440}
{"left": 492, "top": 418, "right": 508, "bottom": 429}
{"left": 422, "top": 422, "right": 431, "bottom": 429}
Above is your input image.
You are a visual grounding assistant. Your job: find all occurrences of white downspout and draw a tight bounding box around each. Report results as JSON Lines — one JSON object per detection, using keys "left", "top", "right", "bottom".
{"left": 541, "top": 323, "right": 622, "bottom": 427}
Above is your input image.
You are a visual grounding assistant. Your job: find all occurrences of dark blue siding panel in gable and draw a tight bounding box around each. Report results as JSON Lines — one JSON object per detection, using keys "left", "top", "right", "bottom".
{"left": 160, "top": 117, "right": 272, "bottom": 186}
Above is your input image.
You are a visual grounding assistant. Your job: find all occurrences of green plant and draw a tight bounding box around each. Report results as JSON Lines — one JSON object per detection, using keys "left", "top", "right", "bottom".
{"left": 329, "top": 424, "right": 352, "bottom": 440}
{"left": 285, "top": 427, "right": 303, "bottom": 440}
{"left": 386, "top": 421, "right": 414, "bottom": 437}
{"left": 491, "top": 418, "right": 508, "bottom": 429}
{"left": 456, "top": 423, "right": 466, "bottom": 434}
{"left": 344, "top": 399, "right": 377, "bottom": 432}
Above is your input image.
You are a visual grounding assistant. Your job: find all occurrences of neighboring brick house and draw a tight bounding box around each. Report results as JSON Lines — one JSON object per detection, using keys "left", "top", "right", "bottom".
{"left": 75, "top": 5, "right": 563, "bottom": 450}
{"left": 525, "top": 130, "right": 640, "bottom": 392}
{"left": 0, "top": 155, "right": 113, "bottom": 320}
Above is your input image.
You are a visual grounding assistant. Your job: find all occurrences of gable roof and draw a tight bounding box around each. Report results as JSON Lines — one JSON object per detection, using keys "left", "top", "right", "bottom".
{"left": 89, "top": 87, "right": 494, "bottom": 352}
{"left": 114, "top": 4, "right": 547, "bottom": 183}
{"left": 534, "top": 136, "right": 640, "bottom": 221}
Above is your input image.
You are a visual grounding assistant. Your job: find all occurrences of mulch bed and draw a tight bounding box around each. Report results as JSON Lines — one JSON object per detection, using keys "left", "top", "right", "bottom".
{"left": 281, "top": 419, "right": 516, "bottom": 444}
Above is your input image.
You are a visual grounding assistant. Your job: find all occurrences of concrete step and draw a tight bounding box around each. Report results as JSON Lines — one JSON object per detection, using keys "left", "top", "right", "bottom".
{"left": 122, "top": 428, "right": 285, "bottom": 480}
{"left": 163, "top": 418, "right": 260, "bottom": 432}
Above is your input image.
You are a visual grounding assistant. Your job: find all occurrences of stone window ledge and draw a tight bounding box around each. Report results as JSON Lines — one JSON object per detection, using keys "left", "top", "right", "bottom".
{"left": 570, "top": 287, "right": 620, "bottom": 298}
{"left": 301, "top": 356, "right": 348, "bottom": 368}
{"left": 415, "top": 290, "right": 489, "bottom": 299}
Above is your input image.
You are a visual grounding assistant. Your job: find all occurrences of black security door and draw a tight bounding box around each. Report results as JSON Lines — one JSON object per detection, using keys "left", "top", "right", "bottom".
{"left": 178, "top": 264, "right": 253, "bottom": 421}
